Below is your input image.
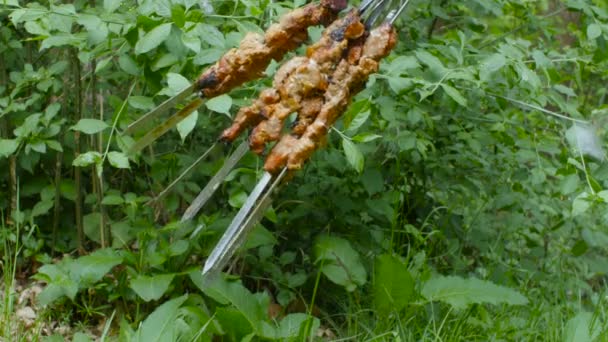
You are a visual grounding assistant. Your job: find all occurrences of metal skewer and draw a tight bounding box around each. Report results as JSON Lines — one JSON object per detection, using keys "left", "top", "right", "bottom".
{"left": 201, "top": 0, "right": 407, "bottom": 277}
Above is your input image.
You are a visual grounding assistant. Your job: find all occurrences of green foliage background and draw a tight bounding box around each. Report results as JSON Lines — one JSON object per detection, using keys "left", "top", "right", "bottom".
{"left": 1, "top": 0, "right": 608, "bottom": 340}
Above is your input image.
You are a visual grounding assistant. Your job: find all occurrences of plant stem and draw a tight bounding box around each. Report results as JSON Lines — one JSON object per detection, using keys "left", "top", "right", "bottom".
{"left": 72, "top": 48, "right": 85, "bottom": 254}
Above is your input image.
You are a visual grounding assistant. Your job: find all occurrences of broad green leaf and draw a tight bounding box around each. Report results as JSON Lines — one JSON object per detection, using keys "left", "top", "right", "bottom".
{"left": 342, "top": 138, "right": 364, "bottom": 173}
{"left": 441, "top": 84, "right": 467, "bottom": 106}
{"left": 422, "top": 275, "right": 528, "bottom": 309}
{"left": 73, "top": 332, "right": 93, "bottom": 342}
{"left": 374, "top": 254, "right": 414, "bottom": 315}
{"left": 274, "top": 313, "right": 319, "bottom": 340}
{"left": 181, "top": 30, "right": 201, "bottom": 53}
{"left": 244, "top": 226, "right": 278, "bottom": 249}
{"left": 101, "top": 194, "right": 124, "bottom": 205}
{"left": 205, "top": 94, "right": 232, "bottom": 115}
{"left": 68, "top": 248, "right": 123, "bottom": 285}
{"left": 40, "top": 34, "right": 81, "bottom": 50}
{"left": 415, "top": 49, "right": 446, "bottom": 76}
{"left": 31, "top": 199, "right": 53, "bottom": 217}
{"left": 128, "top": 96, "right": 155, "bottom": 110}
{"left": 587, "top": 23, "right": 602, "bottom": 40}
{"left": 228, "top": 189, "right": 247, "bottom": 208}
{"left": 1, "top": 0, "right": 19, "bottom": 6}
{"left": 72, "top": 151, "right": 102, "bottom": 167}
{"left": 560, "top": 174, "right": 580, "bottom": 195}
{"left": 135, "top": 295, "right": 188, "bottom": 342}
{"left": 201, "top": 275, "right": 268, "bottom": 332}
{"left": 36, "top": 265, "right": 79, "bottom": 305}
{"left": 564, "top": 312, "right": 602, "bottom": 342}
{"left": 313, "top": 235, "right": 367, "bottom": 291}
{"left": 130, "top": 274, "right": 176, "bottom": 302}
{"left": 481, "top": 53, "right": 506, "bottom": 72}
{"left": 345, "top": 110, "right": 370, "bottom": 133}
{"left": 176, "top": 110, "right": 198, "bottom": 141}
{"left": 107, "top": 151, "right": 130, "bottom": 169}
{"left": 572, "top": 192, "right": 592, "bottom": 216}
{"left": 70, "top": 119, "right": 109, "bottom": 135}
{"left": 135, "top": 23, "right": 172, "bottom": 55}
{"left": 119, "top": 55, "right": 140, "bottom": 76}
{"left": 0, "top": 139, "right": 19, "bottom": 157}
{"left": 104, "top": 0, "right": 121, "bottom": 13}
{"left": 197, "top": 23, "right": 225, "bottom": 48}
{"left": 166, "top": 72, "right": 191, "bottom": 93}
{"left": 168, "top": 240, "right": 189, "bottom": 256}
{"left": 352, "top": 133, "right": 382, "bottom": 143}
{"left": 387, "top": 55, "right": 420, "bottom": 74}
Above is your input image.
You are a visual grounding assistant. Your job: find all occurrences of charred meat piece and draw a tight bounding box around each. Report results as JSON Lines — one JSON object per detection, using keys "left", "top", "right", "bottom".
{"left": 291, "top": 97, "right": 324, "bottom": 136}
{"left": 248, "top": 10, "right": 366, "bottom": 153}
{"left": 264, "top": 23, "right": 397, "bottom": 173}
{"left": 196, "top": 0, "right": 346, "bottom": 99}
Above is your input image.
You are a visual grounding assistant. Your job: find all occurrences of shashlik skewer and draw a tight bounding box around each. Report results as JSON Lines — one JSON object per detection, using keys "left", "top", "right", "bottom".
{"left": 202, "top": 0, "right": 410, "bottom": 277}
{"left": 180, "top": 0, "right": 388, "bottom": 222}
{"left": 225, "top": 9, "right": 366, "bottom": 153}
{"left": 265, "top": 22, "right": 397, "bottom": 173}
{"left": 126, "top": 0, "right": 347, "bottom": 154}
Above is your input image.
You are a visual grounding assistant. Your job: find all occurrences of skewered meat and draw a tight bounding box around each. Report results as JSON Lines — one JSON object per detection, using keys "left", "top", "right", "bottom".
{"left": 264, "top": 23, "right": 397, "bottom": 173}
{"left": 247, "top": 9, "right": 366, "bottom": 153}
{"left": 220, "top": 9, "right": 365, "bottom": 146}
{"left": 196, "top": 0, "right": 346, "bottom": 99}
{"left": 291, "top": 96, "right": 324, "bottom": 135}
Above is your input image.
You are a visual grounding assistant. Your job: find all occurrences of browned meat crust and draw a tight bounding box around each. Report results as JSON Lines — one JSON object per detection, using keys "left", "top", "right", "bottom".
{"left": 247, "top": 10, "right": 366, "bottom": 153}
{"left": 264, "top": 23, "right": 397, "bottom": 174}
{"left": 195, "top": 0, "right": 346, "bottom": 99}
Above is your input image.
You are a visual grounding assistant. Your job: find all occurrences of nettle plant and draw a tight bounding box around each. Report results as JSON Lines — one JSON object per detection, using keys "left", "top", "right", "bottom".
{"left": 1, "top": 0, "right": 608, "bottom": 339}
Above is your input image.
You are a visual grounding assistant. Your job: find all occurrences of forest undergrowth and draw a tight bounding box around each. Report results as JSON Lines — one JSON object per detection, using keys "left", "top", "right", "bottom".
{"left": 1, "top": 0, "right": 608, "bottom": 340}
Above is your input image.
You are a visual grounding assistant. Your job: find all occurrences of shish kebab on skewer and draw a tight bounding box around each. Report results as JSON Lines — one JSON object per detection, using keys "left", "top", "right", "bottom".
{"left": 202, "top": 0, "right": 411, "bottom": 276}
{"left": 126, "top": 0, "right": 348, "bottom": 154}
{"left": 179, "top": 0, "right": 390, "bottom": 220}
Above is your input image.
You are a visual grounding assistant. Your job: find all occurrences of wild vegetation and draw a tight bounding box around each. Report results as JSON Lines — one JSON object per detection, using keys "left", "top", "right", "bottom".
{"left": 1, "top": 0, "right": 608, "bottom": 340}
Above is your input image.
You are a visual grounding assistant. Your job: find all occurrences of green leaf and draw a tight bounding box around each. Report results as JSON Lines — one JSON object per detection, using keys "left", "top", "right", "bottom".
{"left": 70, "top": 119, "right": 109, "bottom": 135}
{"left": 1, "top": 0, "right": 19, "bottom": 6}
{"left": 481, "top": 53, "right": 506, "bottom": 72}
{"left": 107, "top": 151, "right": 130, "bottom": 169}
{"left": 101, "top": 194, "right": 124, "bottom": 205}
{"left": 135, "top": 23, "right": 173, "bottom": 55}
{"left": 275, "top": 313, "right": 319, "bottom": 340}
{"left": 31, "top": 199, "right": 53, "bottom": 217}
{"left": 342, "top": 138, "right": 364, "bottom": 173}
{"left": 441, "top": 84, "right": 467, "bottom": 106}
{"left": 197, "top": 23, "right": 225, "bottom": 48}
{"left": 72, "top": 151, "right": 102, "bottom": 167}
{"left": 352, "top": 133, "right": 382, "bottom": 143}
{"left": 373, "top": 254, "right": 414, "bottom": 315}
{"left": 415, "top": 49, "right": 446, "bottom": 75}
{"left": 587, "top": 23, "right": 602, "bottom": 40}
{"left": 0, "top": 139, "right": 19, "bottom": 157}
{"left": 422, "top": 275, "right": 528, "bottom": 309}
{"left": 40, "top": 34, "right": 82, "bottom": 50}
{"left": 130, "top": 274, "right": 176, "bottom": 302}
{"left": 104, "top": 0, "right": 121, "bottom": 13}
{"left": 128, "top": 96, "right": 155, "bottom": 110}
{"left": 135, "top": 295, "right": 188, "bottom": 342}
{"left": 564, "top": 312, "right": 602, "bottom": 342}
{"left": 572, "top": 192, "right": 592, "bottom": 216}
{"left": 205, "top": 94, "right": 232, "bottom": 115}
{"left": 36, "top": 263, "right": 79, "bottom": 305}
{"left": 313, "top": 235, "right": 367, "bottom": 291}
{"left": 345, "top": 110, "right": 370, "bottom": 133}
{"left": 68, "top": 248, "right": 123, "bottom": 285}
{"left": 200, "top": 275, "right": 268, "bottom": 332}
{"left": 176, "top": 110, "right": 198, "bottom": 141}
{"left": 166, "top": 73, "right": 191, "bottom": 94}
